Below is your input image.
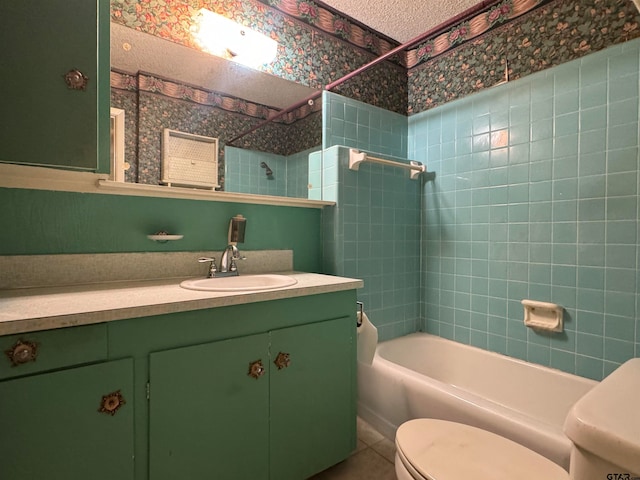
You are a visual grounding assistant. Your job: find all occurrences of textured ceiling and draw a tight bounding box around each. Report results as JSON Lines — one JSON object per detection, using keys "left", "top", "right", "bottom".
{"left": 321, "top": 0, "right": 482, "bottom": 43}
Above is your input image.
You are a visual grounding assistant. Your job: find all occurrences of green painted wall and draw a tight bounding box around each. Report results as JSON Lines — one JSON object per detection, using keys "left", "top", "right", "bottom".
{"left": 0, "top": 188, "right": 322, "bottom": 272}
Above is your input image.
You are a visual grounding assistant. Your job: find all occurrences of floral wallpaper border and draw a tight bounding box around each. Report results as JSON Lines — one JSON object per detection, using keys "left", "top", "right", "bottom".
{"left": 258, "top": 0, "right": 400, "bottom": 58}
{"left": 111, "top": 0, "right": 403, "bottom": 89}
{"left": 111, "top": 0, "right": 407, "bottom": 112}
{"left": 408, "top": 0, "right": 640, "bottom": 114}
{"left": 110, "top": 0, "right": 640, "bottom": 119}
{"left": 406, "top": 0, "right": 550, "bottom": 69}
{"left": 110, "top": 69, "right": 321, "bottom": 124}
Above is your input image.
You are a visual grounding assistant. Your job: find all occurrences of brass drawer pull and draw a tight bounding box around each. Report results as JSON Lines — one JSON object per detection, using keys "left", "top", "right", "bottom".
{"left": 98, "top": 390, "right": 126, "bottom": 416}
{"left": 5, "top": 340, "right": 38, "bottom": 366}
{"left": 248, "top": 360, "right": 265, "bottom": 379}
{"left": 274, "top": 352, "right": 291, "bottom": 370}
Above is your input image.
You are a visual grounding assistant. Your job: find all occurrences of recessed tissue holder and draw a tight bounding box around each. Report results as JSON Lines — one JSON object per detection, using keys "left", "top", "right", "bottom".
{"left": 522, "top": 299, "right": 563, "bottom": 332}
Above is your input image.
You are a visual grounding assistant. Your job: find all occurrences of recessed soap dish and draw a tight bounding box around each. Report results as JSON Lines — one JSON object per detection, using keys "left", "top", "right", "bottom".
{"left": 522, "top": 299, "right": 563, "bottom": 332}
{"left": 147, "top": 231, "right": 184, "bottom": 243}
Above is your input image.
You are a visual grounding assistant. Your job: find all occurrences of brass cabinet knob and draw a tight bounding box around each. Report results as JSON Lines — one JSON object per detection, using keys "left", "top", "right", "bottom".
{"left": 98, "top": 390, "right": 126, "bottom": 416}
{"left": 63, "top": 69, "right": 89, "bottom": 90}
{"left": 274, "top": 352, "right": 291, "bottom": 370}
{"left": 5, "top": 340, "right": 38, "bottom": 366}
{"left": 248, "top": 359, "right": 265, "bottom": 379}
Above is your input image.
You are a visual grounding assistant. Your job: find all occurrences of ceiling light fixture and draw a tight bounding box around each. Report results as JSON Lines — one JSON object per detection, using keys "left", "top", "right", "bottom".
{"left": 192, "top": 8, "right": 278, "bottom": 68}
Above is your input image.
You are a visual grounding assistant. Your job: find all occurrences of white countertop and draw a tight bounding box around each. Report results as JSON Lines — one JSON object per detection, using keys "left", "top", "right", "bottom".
{"left": 0, "top": 273, "right": 363, "bottom": 336}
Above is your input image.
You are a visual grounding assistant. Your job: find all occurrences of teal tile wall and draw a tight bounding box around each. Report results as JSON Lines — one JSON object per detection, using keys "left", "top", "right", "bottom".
{"left": 308, "top": 151, "right": 322, "bottom": 200}
{"left": 323, "top": 92, "right": 408, "bottom": 158}
{"left": 225, "top": 147, "right": 287, "bottom": 196}
{"left": 322, "top": 93, "right": 420, "bottom": 341}
{"left": 225, "top": 146, "right": 317, "bottom": 198}
{"left": 287, "top": 147, "right": 317, "bottom": 198}
{"left": 409, "top": 39, "right": 640, "bottom": 380}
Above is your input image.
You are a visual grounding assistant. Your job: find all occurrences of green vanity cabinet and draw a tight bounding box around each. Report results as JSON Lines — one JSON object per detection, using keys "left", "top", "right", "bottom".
{"left": 270, "top": 317, "right": 353, "bottom": 479}
{"left": 0, "top": 358, "right": 135, "bottom": 480}
{"left": 109, "top": 289, "right": 358, "bottom": 480}
{"left": 149, "top": 332, "right": 271, "bottom": 480}
{"left": 0, "top": 0, "right": 109, "bottom": 171}
{"left": 1, "top": 288, "right": 357, "bottom": 479}
{"left": 0, "top": 323, "right": 109, "bottom": 380}
{"left": 147, "top": 316, "right": 354, "bottom": 480}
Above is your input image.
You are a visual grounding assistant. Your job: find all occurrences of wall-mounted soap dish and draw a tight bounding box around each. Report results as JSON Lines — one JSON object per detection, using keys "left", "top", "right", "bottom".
{"left": 522, "top": 299, "right": 563, "bottom": 332}
{"left": 147, "top": 231, "right": 184, "bottom": 243}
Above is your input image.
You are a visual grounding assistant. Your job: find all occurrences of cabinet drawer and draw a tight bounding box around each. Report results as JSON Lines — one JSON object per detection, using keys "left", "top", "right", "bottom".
{"left": 0, "top": 358, "right": 135, "bottom": 480}
{"left": 0, "top": 323, "right": 108, "bottom": 380}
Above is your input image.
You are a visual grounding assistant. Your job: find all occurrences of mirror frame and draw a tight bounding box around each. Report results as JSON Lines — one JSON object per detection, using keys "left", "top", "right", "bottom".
{"left": 110, "top": 107, "right": 126, "bottom": 182}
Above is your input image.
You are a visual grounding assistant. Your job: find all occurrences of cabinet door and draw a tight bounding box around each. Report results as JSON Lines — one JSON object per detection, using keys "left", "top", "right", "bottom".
{"left": 0, "top": 0, "right": 109, "bottom": 171}
{"left": 270, "top": 317, "right": 355, "bottom": 479}
{"left": 0, "top": 358, "right": 135, "bottom": 480}
{"left": 149, "top": 333, "right": 270, "bottom": 480}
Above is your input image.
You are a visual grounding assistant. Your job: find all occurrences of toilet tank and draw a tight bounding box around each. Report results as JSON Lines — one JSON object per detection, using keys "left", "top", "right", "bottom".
{"left": 564, "top": 358, "right": 640, "bottom": 477}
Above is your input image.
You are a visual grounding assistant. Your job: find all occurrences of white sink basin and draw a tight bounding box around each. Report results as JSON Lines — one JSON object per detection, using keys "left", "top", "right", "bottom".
{"left": 180, "top": 274, "right": 297, "bottom": 292}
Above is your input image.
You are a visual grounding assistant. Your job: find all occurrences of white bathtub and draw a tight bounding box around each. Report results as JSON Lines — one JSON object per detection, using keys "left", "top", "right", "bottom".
{"left": 358, "top": 333, "right": 597, "bottom": 470}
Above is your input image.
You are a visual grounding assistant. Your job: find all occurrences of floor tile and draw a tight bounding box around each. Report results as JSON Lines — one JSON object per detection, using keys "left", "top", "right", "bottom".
{"left": 356, "top": 417, "right": 385, "bottom": 446}
{"left": 308, "top": 448, "right": 396, "bottom": 480}
{"left": 307, "top": 418, "right": 396, "bottom": 479}
{"left": 370, "top": 438, "right": 396, "bottom": 463}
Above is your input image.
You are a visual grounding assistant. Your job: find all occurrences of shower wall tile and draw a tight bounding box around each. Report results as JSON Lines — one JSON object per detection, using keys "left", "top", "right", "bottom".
{"left": 324, "top": 92, "right": 408, "bottom": 158}
{"left": 287, "top": 146, "right": 317, "bottom": 199}
{"left": 410, "top": 39, "right": 640, "bottom": 381}
{"left": 308, "top": 151, "right": 323, "bottom": 200}
{"left": 322, "top": 92, "right": 419, "bottom": 341}
{"left": 225, "top": 146, "right": 316, "bottom": 198}
{"left": 225, "top": 147, "right": 287, "bottom": 197}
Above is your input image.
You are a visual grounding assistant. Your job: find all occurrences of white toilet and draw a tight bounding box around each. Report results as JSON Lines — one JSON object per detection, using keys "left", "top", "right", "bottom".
{"left": 394, "top": 358, "right": 640, "bottom": 480}
{"left": 395, "top": 418, "right": 569, "bottom": 479}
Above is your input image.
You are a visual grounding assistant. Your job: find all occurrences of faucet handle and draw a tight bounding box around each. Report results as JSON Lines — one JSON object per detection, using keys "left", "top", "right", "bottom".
{"left": 228, "top": 253, "right": 247, "bottom": 273}
{"left": 198, "top": 257, "right": 218, "bottom": 278}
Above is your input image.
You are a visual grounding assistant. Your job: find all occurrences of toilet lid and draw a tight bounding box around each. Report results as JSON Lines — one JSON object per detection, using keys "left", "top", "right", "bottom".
{"left": 395, "top": 419, "right": 569, "bottom": 480}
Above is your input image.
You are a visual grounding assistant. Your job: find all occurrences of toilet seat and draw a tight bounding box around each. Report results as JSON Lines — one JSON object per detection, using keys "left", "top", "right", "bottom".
{"left": 395, "top": 419, "right": 569, "bottom": 480}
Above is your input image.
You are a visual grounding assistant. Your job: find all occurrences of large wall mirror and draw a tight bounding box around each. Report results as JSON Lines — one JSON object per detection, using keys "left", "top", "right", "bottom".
{"left": 110, "top": 9, "right": 320, "bottom": 200}
{"left": 109, "top": 0, "right": 406, "bottom": 201}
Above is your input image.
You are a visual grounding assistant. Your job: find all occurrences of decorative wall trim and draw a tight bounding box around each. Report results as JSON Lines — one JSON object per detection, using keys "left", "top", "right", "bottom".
{"left": 408, "top": 0, "right": 640, "bottom": 114}
{"left": 258, "top": 0, "right": 400, "bottom": 57}
{"left": 111, "top": 0, "right": 403, "bottom": 93}
{"left": 111, "top": 70, "right": 321, "bottom": 124}
{"left": 111, "top": 0, "right": 640, "bottom": 119}
{"left": 406, "top": 0, "right": 550, "bottom": 69}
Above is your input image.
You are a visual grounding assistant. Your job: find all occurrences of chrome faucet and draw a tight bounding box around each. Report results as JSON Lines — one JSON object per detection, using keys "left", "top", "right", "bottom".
{"left": 198, "top": 246, "right": 245, "bottom": 278}
{"left": 219, "top": 244, "right": 241, "bottom": 276}
{"left": 198, "top": 214, "right": 247, "bottom": 278}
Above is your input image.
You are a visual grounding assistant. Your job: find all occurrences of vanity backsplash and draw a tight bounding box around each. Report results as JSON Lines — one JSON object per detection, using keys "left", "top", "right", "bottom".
{"left": 0, "top": 250, "right": 293, "bottom": 290}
